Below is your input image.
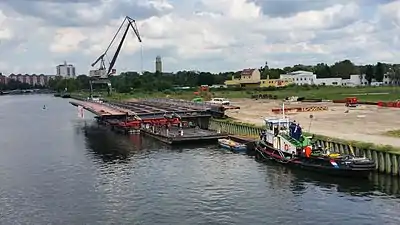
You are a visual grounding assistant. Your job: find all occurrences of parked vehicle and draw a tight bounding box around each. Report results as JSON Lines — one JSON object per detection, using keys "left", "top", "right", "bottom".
{"left": 209, "top": 98, "right": 230, "bottom": 105}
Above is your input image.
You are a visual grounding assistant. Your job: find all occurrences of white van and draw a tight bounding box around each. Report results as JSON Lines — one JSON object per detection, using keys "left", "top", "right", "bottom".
{"left": 209, "top": 98, "right": 230, "bottom": 105}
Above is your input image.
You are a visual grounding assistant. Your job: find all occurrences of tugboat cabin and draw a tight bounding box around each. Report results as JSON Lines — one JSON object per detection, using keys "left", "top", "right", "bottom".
{"left": 264, "top": 118, "right": 290, "bottom": 136}
{"left": 263, "top": 118, "right": 312, "bottom": 154}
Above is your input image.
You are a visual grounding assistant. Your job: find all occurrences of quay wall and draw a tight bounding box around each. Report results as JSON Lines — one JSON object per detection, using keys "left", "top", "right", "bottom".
{"left": 208, "top": 119, "right": 400, "bottom": 176}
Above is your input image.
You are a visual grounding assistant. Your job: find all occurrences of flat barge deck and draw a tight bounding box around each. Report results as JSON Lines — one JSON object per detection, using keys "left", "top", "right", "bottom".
{"left": 140, "top": 127, "right": 228, "bottom": 145}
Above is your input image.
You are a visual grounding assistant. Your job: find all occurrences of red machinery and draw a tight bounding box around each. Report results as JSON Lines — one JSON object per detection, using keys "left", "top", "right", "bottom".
{"left": 199, "top": 85, "right": 209, "bottom": 92}
{"left": 117, "top": 117, "right": 181, "bottom": 129}
{"left": 345, "top": 97, "right": 358, "bottom": 107}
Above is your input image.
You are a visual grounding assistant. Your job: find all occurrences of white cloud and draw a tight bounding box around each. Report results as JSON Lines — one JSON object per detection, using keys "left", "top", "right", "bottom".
{"left": 0, "top": 61, "right": 7, "bottom": 71}
{"left": 0, "top": 11, "right": 12, "bottom": 40}
{"left": 0, "top": 0, "right": 398, "bottom": 75}
{"left": 201, "top": 0, "right": 261, "bottom": 20}
{"left": 139, "top": 0, "right": 174, "bottom": 11}
{"left": 50, "top": 28, "right": 87, "bottom": 53}
{"left": 378, "top": 0, "right": 400, "bottom": 29}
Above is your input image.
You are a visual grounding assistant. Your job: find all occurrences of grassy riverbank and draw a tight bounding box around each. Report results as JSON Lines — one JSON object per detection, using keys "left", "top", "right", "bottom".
{"left": 75, "top": 85, "right": 400, "bottom": 102}
{"left": 384, "top": 130, "right": 400, "bottom": 138}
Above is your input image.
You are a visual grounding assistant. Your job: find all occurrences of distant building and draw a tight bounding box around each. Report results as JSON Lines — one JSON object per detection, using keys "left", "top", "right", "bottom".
{"left": 381, "top": 73, "right": 399, "bottom": 85}
{"left": 56, "top": 61, "right": 76, "bottom": 78}
{"left": 0, "top": 74, "right": 7, "bottom": 85}
{"left": 280, "top": 70, "right": 343, "bottom": 86}
{"left": 224, "top": 68, "right": 293, "bottom": 88}
{"left": 8, "top": 74, "right": 57, "bottom": 86}
{"left": 155, "top": 56, "right": 162, "bottom": 73}
{"left": 260, "top": 78, "right": 294, "bottom": 87}
{"left": 280, "top": 71, "right": 317, "bottom": 85}
{"left": 314, "top": 78, "right": 342, "bottom": 86}
{"left": 342, "top": 75, "right": 368, "bottom": 86}
{"left": 225, "top": 68, "right": 400, "bottom": 88}
{"left": 342, "top": 73, "right": 397, "bottom": 86}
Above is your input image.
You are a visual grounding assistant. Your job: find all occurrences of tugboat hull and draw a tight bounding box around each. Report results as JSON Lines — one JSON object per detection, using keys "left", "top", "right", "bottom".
{"left": 255, "top": 144, "right": 375, "bottom": 179}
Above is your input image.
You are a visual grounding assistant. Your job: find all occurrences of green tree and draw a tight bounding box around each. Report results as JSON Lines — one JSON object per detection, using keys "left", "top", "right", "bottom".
{"left": 365, "top": 65, "right": 374, "bottom": 84}
{"left": 76, "top": 75, "right": 90, "bottom": 90}
{"left": 330, "top": 60, "right": 358, "bottom": 78}
{"left": 260, "top": 61, "right": 269, "bottom": 79}
{"left": 374, "top": 62, "right": 385, "bottom": 82}
{"left": 314, "top": 63, "right": 332, "bottom": 78}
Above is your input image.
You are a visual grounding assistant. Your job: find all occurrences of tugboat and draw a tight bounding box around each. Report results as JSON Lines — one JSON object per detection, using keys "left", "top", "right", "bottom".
{"left": 254, "top": 104, "right": 376, "bottom": 178}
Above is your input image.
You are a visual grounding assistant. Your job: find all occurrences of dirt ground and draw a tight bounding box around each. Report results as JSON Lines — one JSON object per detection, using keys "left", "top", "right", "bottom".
{"left": 226, "top": 98, "right": 400, "bottom": 148}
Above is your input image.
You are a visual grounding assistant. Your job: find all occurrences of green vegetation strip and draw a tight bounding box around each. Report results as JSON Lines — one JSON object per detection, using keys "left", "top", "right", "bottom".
{"left": 73, "top": 85, "right": 400, "bottom": 102}
{"left": 213, "top": 118, "right": 400, "bottom": 154}
{"left": 384, "top": 130, "right": 400, "bottom": 138}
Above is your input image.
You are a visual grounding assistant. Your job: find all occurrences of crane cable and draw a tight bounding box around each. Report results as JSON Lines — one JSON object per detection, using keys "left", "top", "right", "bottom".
{"left": 127, "top": 21, "right": 144, "bottom": 75}
{"left": 140, "top": 44, "right": 143, "bottom": 75}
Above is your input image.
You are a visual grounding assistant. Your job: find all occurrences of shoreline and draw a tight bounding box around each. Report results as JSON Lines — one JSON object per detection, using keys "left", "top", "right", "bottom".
{"left": 225, "top": 98, "right": 400, "bottom": 151}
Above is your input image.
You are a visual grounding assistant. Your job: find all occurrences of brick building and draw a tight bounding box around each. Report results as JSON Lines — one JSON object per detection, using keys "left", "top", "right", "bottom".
{"left": 6, "top": 74, "right": 58, "bottom": 86}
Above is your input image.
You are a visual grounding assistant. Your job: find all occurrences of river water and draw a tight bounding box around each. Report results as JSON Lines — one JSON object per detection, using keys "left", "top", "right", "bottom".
{"left": 0, "top": 95, "right": 400, "bottom": 225}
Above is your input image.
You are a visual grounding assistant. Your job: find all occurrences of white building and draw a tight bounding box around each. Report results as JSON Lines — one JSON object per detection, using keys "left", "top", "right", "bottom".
{"left": 342, "top": 74, "right": 396, "bottom": 87}
{"left": 280, "top": 70, "right": 345, "bottom": 86}
{"left": 382, "top": 73, "right": 399, "bottom": 85}
{"left": 280, "top": 71, "right": 317, "bottom": 85}
{"left": 342, "top": 75, "right": 368, "bottom": 86}
{"left": 314, "top": 77, "right": 342, "bottom": 86}
{"left": 56, "top": 61, "right": 76, "bottom": 78}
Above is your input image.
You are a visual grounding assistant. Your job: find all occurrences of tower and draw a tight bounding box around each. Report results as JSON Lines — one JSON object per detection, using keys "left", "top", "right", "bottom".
{"left": 155, "top": 55, "right": 162, "bottom": 73}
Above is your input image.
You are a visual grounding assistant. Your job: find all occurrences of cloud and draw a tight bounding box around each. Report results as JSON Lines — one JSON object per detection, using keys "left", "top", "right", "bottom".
{"left": 0, "top": 0, "right": 399, "bottom": 75}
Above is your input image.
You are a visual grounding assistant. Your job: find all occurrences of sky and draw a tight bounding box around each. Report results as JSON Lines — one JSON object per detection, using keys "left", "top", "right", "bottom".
{"left": 0, "top": 0, "right": 399, "bottom": 75}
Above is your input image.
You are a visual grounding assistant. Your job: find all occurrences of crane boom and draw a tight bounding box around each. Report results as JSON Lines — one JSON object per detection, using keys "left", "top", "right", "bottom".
{"left": 107, "top": 21, "right": 130, "bottom": 75}
{"left": 89, "top": 16, "right": 142, "bottom": 79}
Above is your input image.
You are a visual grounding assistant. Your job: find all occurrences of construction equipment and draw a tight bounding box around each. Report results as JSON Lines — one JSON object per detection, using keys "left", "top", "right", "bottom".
{"left": 345, "top": 97, "right": 358, "bottom": 107}
{"left": 199, "top": 85, "right": 209, "bottom": 92}
{"left": 194, "top": 85, "right": 212, "bottom": 101}
{"left": 89, "top": 16, "right": 142, "bottom": 97}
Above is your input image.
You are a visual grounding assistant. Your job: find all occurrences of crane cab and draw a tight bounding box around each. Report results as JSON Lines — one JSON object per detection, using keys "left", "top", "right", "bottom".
{"left": 89, "top": 69, "right": 108, "bottom": 79}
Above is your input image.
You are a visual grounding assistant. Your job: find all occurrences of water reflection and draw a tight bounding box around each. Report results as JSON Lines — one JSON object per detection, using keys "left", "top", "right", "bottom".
{"left": 81, "top": 123, "right": 172, "bottom": 163}
{"left": 81, "top": 123, "right": 400, "bottom": 198}
{"left": 82, "top": 124, "right": 137, "bottom": 163}
{"left": 261, "top": 159, "right": 400, "bottom": 198}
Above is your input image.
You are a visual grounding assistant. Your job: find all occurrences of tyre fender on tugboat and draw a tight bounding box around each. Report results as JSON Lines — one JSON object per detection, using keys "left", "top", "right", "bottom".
{"left": 304, "top": 146, "right": 312, "bottom": 157}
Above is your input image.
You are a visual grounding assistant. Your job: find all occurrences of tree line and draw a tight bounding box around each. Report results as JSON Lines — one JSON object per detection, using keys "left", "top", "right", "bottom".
{"left": 2, "top": 59, "right": 399, "bottom": 93}
{"left": 260, "top": 60, "right": 400, "bottom": 84}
